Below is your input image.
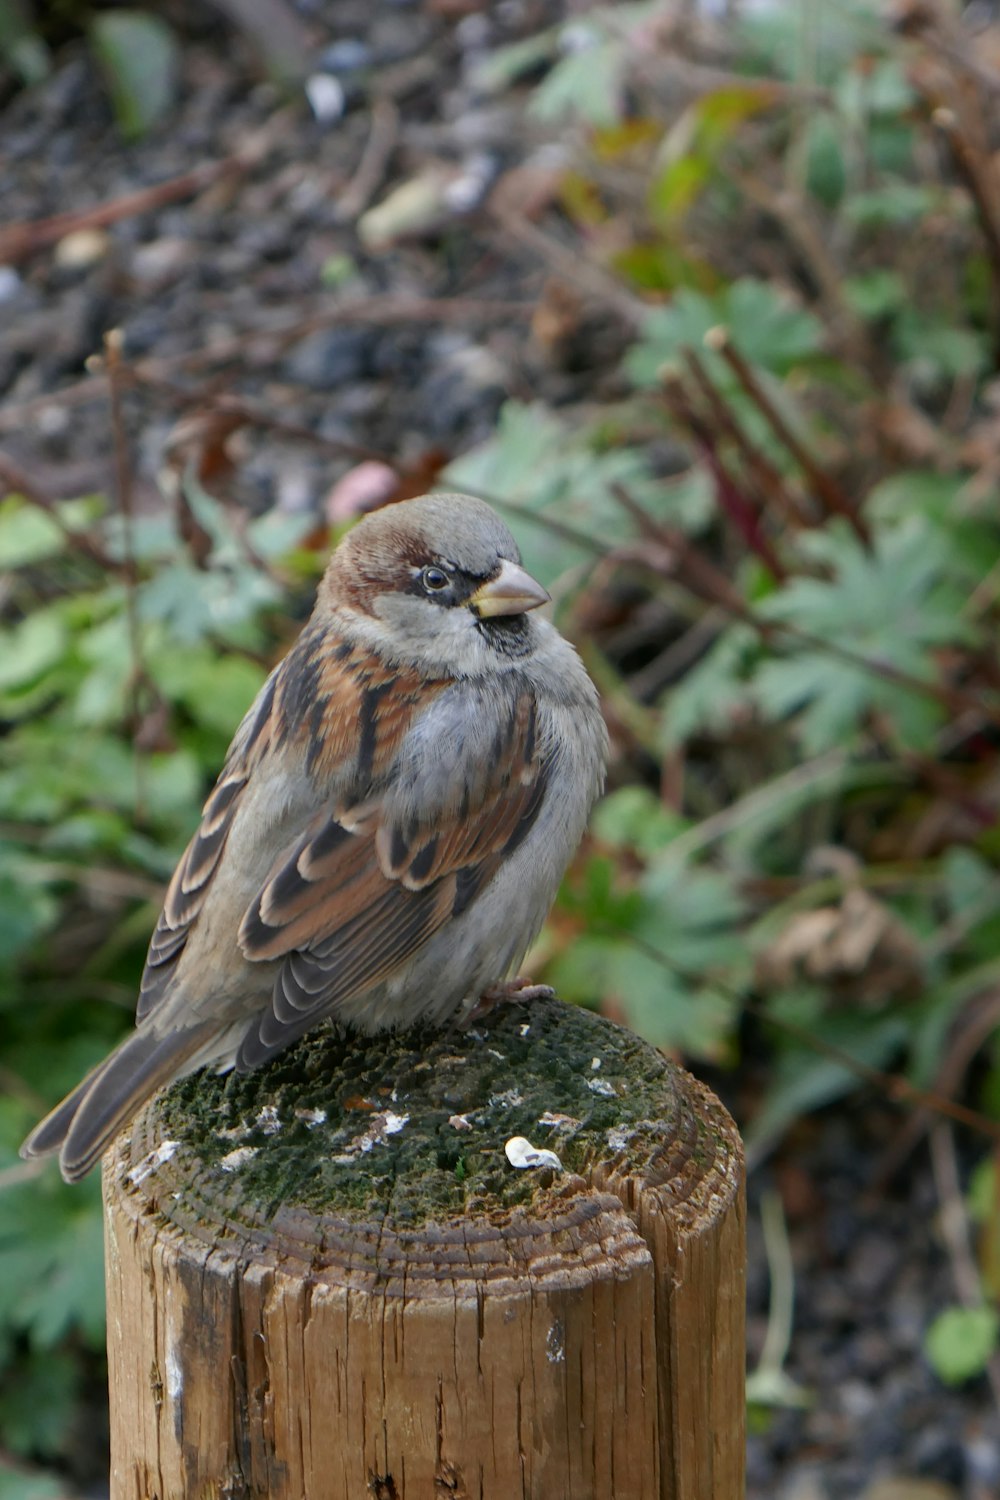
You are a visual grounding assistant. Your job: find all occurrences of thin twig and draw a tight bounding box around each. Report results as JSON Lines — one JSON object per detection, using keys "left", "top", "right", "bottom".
{"left": 705, "top": 326, "right": 871, "bottom": 544}
{"left": 661, "top": 376, "right": 790, "bottom": 579}
{"left": 681, "top": 346, "right": 813, "bottom": 529}
{"left": 104, "top": 331, "right": 146, "bottom": 819}
{"left": 336, "top": 98, "right": 400, "bottom": 221}
{"left": 745, "top": 1190, "right": 809, "bottom": 1408}
{"left": 0, "top": 155, "right": 246, "bottom": 265}
{"left": 613, "top": 483, "right": 998, "bottom": 724}
{"left": 932, "top": 107, "right": 1000, "bottom": 367}
{"left": 130, "top": 372, "right": 405, "bottom": 471}
{"left": 874, "top": 988, "right": 1000, "bottom": 1184}
{"left": 490, "top": 208, "right": 646, "bottom": 327}
{"left": 0, "top": 450, "right": 122, "bottom": 572}
{"left": 652, "top": 749, "right": 852, "bottom": 866}
{"left": 738, "top": 172, "right": 872, "bottom": 363}
{"left": 611, "top": 486, "right": 753, "bottom": 615}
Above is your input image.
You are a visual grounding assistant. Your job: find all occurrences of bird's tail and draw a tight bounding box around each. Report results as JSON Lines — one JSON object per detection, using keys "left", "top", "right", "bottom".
{"left": 21, "top": 1022, "right": 218, "bottom": 1183}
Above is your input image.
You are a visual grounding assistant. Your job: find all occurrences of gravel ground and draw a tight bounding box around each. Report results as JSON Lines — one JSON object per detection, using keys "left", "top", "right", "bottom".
{"left": 740, "top": 1098, "right": 1000, "bottom": 1500}
{"left": 2, "top": 3, "right": 999, "bottom": 1496}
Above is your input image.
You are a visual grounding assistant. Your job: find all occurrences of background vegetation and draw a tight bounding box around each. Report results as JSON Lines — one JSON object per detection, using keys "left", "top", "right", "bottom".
{"left": 2, "top": 0, "right": 1000, "bottom": 1493}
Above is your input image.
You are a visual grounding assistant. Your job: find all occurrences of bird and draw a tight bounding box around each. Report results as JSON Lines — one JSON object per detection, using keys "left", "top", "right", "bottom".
{"left": 22, "top": 492, "right": 608, "bottom": 1181}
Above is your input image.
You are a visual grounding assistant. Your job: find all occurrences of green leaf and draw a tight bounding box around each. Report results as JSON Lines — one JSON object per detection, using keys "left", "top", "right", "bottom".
{"left": 0, "top": 854, "right": 58, "bottom": 971}
{"left": 843, "top": 269, "right": 906, "bottom": 321}
{"left": 895, "top": 313, "right": 988, "bottom": 383}
{"left": 444, "top": 401, "right": 669, "bottom": 584}
{"left": 545, "top": 932, "right": 734, "bottom": 1056}
{"left": 755, "top": 519, "right": 978, "bottom": 751}
{"left": 151, "top": 649, "right": 265, "bottom": 737}
{"left": 843, "top": 182, "right": 937, "bottom": 227}
{"left": 531, "top": 40, "right": 625, "bottom": 128}
{"left": 138, "top": 559, "right": 279, "bottom": 645}
{"left": 803, "top": 113, "right": 846, "bottom": 208}
{"left": 737, "top": 0, "right": 886, "bottom": 86}
{"left": 591, "top": 786, "right": 685, "bottom": 856}
{"left": 941, "top": 848, "right": 999, "bottom": 921}
{"left": 660, "top": 624, "right": 759, "bottom": 748}
{"left": 925, "top": 1305, "right": 1000, "bottom": 1386}
{"left": 626, "top": 279, "right": 823, "bottom": 387}
{"left": 0, "top": 0, "right": 51, "bottom": 86}
{"left": 866, "top": 471, "right": 968, "bottom": 524}
{"left": 471, "top": 29, "right": 558, "bottom": 93}
{"left": 0, "top": 611, "right": 66, "bottom": 693}
{"left": 968, "top": 1156, "right": 998, "bottom": 1226}
{"left": 142, "top": 750, "right": 203, "bottom": 825}
{"left": 0, "top": 1464, "right": 65, "bottom": 1500}
{"left": 745, "top": 1011, "right": 907, "bottom": 1152}
{"left": 14, "top": 1203, "right": 106, "bottom": 1349}
{"left": 650, "top": 84, "right": 779, "bottom": 223}
{"left": 0, "top": 1350, "right": 79, "bottom": 1457}
{"left": 90, "top": 10, "right": 179, "bottom": 141}
{"left": 0, "top": 496, "right": 65, "bottom": 568}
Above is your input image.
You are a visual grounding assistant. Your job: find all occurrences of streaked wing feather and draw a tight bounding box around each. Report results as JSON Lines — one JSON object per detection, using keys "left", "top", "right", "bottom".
{"left": 136, "top": 671, "right": 278, "bottom": 1021}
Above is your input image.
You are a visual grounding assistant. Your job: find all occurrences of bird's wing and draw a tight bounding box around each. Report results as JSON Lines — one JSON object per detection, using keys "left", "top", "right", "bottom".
{"left": 235, "top": 680, "right": 547, "bottom": 1061}
{"left": 136, "top": 666, "right": 282, "bottom": 1021}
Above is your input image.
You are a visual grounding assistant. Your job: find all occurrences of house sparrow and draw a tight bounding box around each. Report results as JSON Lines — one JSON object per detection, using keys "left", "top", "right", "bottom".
{"left": 23, "top": 492, "right": 607, "bottom": 1181}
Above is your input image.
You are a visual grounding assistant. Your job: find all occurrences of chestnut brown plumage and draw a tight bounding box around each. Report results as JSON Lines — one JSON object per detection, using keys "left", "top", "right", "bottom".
{"left": 23, "top": 493, "right": 607, "bottom": 1181}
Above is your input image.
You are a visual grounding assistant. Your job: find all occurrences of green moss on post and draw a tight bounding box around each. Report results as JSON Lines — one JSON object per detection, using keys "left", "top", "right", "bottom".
{"left": 104, "top": 997, "right": 745, "bottom": 1500}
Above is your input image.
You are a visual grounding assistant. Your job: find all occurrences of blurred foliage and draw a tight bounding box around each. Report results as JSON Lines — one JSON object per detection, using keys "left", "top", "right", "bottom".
{"left": 6, "top": 0, "right": 1000, "bottom": 1484}
{"left": 0, "top": 0, "right": 306, "bottom": 126}
{"left": 0, "top": 483, "right": 316, "bottom": 1476}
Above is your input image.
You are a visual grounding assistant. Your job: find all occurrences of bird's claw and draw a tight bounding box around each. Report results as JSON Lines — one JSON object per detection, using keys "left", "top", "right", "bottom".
{"left": 461, "top": 976, "right": 556, "bottom": 1027}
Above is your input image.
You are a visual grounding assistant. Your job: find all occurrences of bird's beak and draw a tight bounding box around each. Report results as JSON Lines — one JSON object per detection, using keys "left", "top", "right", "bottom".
{"left": 469, "top": 560, "right": 551, "bottom": 618}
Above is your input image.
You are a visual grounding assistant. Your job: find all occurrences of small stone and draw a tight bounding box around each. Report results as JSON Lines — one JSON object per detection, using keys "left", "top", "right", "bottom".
{"left": 54, "top": 227, "right": 110, "bottom": 269}
{"left": 848, "top": 1232, "right": 900, "bottom": 1297}
{"left": 358, "top": 169, "right": 455, "bottom": 249}
{"left": 417, "top": 339, "right": 506, "bottom": 440}
{"left": 318, "top": 38, "right": 372, "bottom": 74}
{"left": 778, "top": 1468, "right": 828, "bottom": 1500}
{"left": 305, "top": 74, "right": 346, "bottom": 124}
{"left": 861, "top": 1481, "right": 959, "bottom": 1500}
{"left": 324, "top": 461, "right": 399, "bottom": 525}
{"left": 0, "top": 266, "right": 23, "bottom": 302}
{"left": 284, "top": 327, "right": 379, "bottom": 390}
{"left": 130, "top": 237, "right": 195, "bottom": 287}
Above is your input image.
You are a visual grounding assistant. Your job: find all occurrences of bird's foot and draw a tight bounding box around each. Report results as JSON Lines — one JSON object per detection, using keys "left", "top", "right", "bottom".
{"left": 461, "top": 976, "right": 556, "bottom": 1027}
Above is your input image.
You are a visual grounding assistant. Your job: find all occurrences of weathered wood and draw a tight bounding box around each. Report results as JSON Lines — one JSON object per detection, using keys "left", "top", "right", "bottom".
{"left": 103, "top": 997, "right": 745, "bottom": 1500}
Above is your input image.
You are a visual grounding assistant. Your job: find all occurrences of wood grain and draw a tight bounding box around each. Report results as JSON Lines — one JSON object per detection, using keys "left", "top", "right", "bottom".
{"left": 103, "top": 998, "right": 745, "bottom": 1499}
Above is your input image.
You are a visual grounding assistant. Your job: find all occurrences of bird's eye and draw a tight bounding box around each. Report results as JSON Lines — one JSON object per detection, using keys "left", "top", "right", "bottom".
{"left": 421, "top": 566, "right": 450, "bottom": 593}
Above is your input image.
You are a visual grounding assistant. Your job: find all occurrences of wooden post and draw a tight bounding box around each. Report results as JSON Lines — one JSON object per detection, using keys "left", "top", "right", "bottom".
{"left": 103, "top": 997, "right": 745, "bottom": 1500}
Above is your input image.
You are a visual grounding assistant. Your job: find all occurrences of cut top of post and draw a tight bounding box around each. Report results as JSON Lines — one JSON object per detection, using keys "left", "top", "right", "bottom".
{"left": 116, "top": 996, "right": 739, "bottom": 1285}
